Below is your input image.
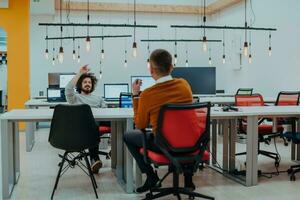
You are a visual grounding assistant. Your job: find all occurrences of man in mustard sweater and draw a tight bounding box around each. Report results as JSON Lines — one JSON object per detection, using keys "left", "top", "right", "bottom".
{"left": 124, "top": 49, "right": 194, "bottom": 193}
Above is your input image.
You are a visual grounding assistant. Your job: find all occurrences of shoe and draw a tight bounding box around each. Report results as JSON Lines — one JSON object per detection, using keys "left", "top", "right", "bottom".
{"left": 90, "top": 159, "right": 103, "bottom": 174}
{"left": 184, "top": 175, "right": 196, "bottom": 191}
{"left": 136, "top": 173, "right": 160, "bottom": 193}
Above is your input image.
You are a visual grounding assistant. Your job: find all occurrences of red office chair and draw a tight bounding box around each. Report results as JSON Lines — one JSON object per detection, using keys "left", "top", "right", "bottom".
{"left": 235, "top": 94, "right": 284, "bottom": 167}
{"left": 139, "top": 102, "right": 214, "bottom": 200}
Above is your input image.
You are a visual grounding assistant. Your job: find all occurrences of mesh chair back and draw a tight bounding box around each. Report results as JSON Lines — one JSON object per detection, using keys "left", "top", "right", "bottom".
{"left": 236, "top": 88, "right": 253, "bottom": 95}
{"left": 156, "top": 102, "right": 210, "bottom": 153}
{"left": 275, "top": 92, "right": 300, "bottom": 106}
{"left": 235, "top": 94, "right": 264, "bottom": 107}
{"left": 49, "top": 104, "right": 99, "bottom": 152}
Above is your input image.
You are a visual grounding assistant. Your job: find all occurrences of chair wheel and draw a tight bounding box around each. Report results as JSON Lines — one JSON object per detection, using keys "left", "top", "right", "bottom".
{"left": 189, "top": 195, "right": 195, "bottom": 200}
{"left": 287, "top": 168, "right": 293, "bottom": 174}
{"left": 275, "top": 161, "right": 280, "bottom": 168}
{"left": 290, "top": 174, "right": 296, "bottom": 181}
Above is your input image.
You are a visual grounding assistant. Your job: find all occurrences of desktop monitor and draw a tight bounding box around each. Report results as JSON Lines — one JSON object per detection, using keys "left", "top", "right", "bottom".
{"left": 104, "top": 83, "right": 129, "bottom": 100}
{"left": 47, "top": 88, "right": 65, "bottom": 102}
{"left": 48, "top": 73, "right": 60, "bottom": 88}
{"left": 171, "top": 67, "right": 216, "bottom": 95}
{"left": 59, "top": 73, "right": 76, "bottom": 88}
{"left": 130, "top": 76, "right": 155, "bottom": 91}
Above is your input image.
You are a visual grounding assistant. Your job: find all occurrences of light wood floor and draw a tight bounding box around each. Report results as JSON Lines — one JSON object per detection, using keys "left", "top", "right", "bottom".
{"left": 10, "top": 128, "right": 300, "bottom": 200}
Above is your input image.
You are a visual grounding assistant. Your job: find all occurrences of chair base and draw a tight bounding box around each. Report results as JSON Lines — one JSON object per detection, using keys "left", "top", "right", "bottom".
{"left": 236, "top": 149, "right": 280, "bottom": 167}
{"left": 51, "top": 151, "right": 98, "bottom": 199}
{"left": 143, "top": 187, "right": 214, "bottom": 200}
{"left": 288, "top": 164, "right": 300, "bottom": 181}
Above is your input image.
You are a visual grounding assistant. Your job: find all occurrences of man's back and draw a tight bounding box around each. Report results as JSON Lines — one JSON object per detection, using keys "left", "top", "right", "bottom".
{"left": 133, "top": 78, "right": 193, "bottom": 133}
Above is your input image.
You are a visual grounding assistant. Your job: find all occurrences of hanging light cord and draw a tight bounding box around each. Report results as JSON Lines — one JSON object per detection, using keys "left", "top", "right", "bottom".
{"left": 87, "top": 0, "right": 90, "bottom": 36}
{"left": 223, "top": 30, "right": 225, "bottom": 55}
{"left": 203, "top": 0, "right": 206, "bottom": 36}
{"left": 60, "top": 0, "right": 63, "bottom": 47}
{"left": 133, "top": 0, "right": 136, "bottom": 42}
{"left": 72, "top": 26, "right": 75, "bottom": 50}
{"left": 46, "top": 26, "right": 48, "bottom": 49}
{"left": 147, "top": 28, "right": 150, "bottom": 55}
{"left": 244, "top": 0, "right": 247, "bottom": 42}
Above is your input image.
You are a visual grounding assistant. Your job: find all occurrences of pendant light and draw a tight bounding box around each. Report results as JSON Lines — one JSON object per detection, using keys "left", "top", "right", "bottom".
{"left": 222, "top": 30, "right": 226, "bottom": 64}
{"left": 202, "top": 0, "right": 208, "bottom": 52}
{"left": 248, "top": 31, "right": 252, "bottom": 64}
{"left": 72, "top": 27, "right": 76, "bottom": 60}
{"left": 268, "top": 32, "right": 272, "bottom": 56}
{"left": 243, "top": 0, "right": 248, "bottom": 57}
{"left": 124, "top": 38, "right": 128, "bottom": 67}
{"left": 52, "top": 40, "right": 55, "bottom": 66}
{"left": 45, "top": 26, "right": 49, "bottom": 60}
{"left": 185, "top": 43, "right": 189, "bottom": 67}
{"left": 132, "top": 0, "right": 137, "bottom": 57}
{"left": 58, "top": 0, "right": 64, "bottom": 63}
{"left": 77, "top": 40, "right": 81, "bottom": 63}
{"left": 208, "top": 48, "right": 212, "bottom": 65}
{"left": 85, "top": 0, "right": 91, "bottom": 52}
{"left": 147, "top": 28, "right": 150, "bottom": 69}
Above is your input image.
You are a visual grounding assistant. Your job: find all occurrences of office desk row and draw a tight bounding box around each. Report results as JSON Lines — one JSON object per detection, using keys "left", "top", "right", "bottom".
{"left": 1, "top": 106, "right": 300, "bottom": 199}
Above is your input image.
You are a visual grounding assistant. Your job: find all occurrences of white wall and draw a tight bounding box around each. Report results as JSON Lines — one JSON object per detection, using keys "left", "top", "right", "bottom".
{"left": 209, "top": 0, "right": 300, "bottom": 97}
{"left": 30, "top": 0, "right": 300, "bottom": 98}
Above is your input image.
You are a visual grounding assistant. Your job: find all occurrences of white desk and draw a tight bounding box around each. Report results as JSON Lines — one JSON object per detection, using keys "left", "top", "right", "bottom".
{"left": 24, "top": 99, "right": 118, "bottom": 152}
{"left": 1, "top": 106, "right": 300, "bottom": 199}
{"left": 0, "top": 108, "right": 140, "bottom": 199}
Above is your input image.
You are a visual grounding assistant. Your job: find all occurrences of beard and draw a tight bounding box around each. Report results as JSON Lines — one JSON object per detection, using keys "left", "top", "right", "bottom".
{"left": 81, "top": 86, "right": 92, "bottom": 94}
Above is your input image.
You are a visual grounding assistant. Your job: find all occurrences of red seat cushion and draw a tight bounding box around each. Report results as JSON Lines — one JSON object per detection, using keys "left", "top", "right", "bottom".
{"left": 139, "top": 148, "right": 210, "bottom": 165}
{"left": 241, "top": 124, "right": 284, "bottom": 135}
{"left": 99, "top": 126, "right": 111, "bottom": 134}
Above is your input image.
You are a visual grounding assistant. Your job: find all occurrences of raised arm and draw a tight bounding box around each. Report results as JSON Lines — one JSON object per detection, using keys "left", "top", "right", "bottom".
{"left": 65, "top": 65, "right": 89, "bottom": 104}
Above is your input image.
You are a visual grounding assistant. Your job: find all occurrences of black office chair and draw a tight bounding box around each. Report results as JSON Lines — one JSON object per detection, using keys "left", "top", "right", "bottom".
{"left": 49, "top": 104, "right": 99, "bottom": 199}
{"left": 236, "top": 88, "right": 253, "bottom": 95}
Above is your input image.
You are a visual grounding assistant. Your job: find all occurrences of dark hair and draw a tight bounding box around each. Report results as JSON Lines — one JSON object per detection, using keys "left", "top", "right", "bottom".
{"left": 150, "top": 49, "right": 172, "bottom": 75}
{"left": 76, "top": 73, "right": 98, "bottom": 93}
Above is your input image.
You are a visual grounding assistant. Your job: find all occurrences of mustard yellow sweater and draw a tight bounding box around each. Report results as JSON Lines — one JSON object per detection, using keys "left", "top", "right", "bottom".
{"left": 133, "top": 78, "right": 193, "bottom": 134}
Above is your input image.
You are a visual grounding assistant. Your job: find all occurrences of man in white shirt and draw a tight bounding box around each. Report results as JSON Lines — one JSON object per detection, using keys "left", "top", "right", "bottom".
{"left": 65, "top": 65, "right": 103, "bottom": 174}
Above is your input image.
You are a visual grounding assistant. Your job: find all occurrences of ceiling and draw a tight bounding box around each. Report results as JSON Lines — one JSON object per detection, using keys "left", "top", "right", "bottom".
{"left": 30, "top": 0, "right": 242, "bottom": 15}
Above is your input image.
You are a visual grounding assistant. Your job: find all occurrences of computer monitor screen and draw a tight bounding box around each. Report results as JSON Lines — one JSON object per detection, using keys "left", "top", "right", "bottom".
{"left": 171, "top": 67, "right": 216, "bottom": 95}
{"left": 104, "top": 84, "right": 129, "bottom": 100}
{"left": 131, "top": 76, "right": 155, "bottom": 91}
{"left": 59, "top": 73, "right": 76, "bottom": 88}
{"left": 119, "top": 93, "right": 133, "bottom": 108}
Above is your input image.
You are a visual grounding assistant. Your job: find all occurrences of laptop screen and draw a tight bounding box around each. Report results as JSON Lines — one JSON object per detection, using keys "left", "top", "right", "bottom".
{"left": 104, "top": 84, "right": 129, "bottom": 100}
{"left": 47, "top": 88, "right": 63, "bottom": 102}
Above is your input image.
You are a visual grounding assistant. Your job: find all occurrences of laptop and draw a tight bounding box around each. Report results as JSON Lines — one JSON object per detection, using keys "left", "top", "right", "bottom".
{"left": 47, "top": 88, "right": 66, "bottom": 102}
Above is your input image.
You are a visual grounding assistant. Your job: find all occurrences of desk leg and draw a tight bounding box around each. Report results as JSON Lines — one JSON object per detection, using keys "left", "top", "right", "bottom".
{"left": 296, "top": 119, "right": 300, "bottom": 160}
{"left": 222, "top": 120, "right": 229, "bottom": 171}
{"left": 25, "top": 122, "right": 35, "bottom": 152}
{"left": 229, "top": 119, "right": 236, "bottom": 172}
{"left": 116, "top": 121, "right": 124, "bottom": 182}
{"left": 0, "top": 120, "right": 15, "bottom": 199}
{"left": 111, "top": 121, "right": 117, "bottom": 169}
{"left": 211, "top": 119, "right": 217, "bottom": 165}
{"left": 13, "top": 122, "right": 20, "bottom": 184}
{"left": 246, "top": 116, "right": 258, "bottom": 186}
{"left": 125, "top": 118, "right": 136, "bottom": 193}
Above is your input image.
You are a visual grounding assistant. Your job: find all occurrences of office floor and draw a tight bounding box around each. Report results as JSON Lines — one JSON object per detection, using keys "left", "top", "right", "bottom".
{"left": 11, "top": 128, "right": 300, "bottom": 200}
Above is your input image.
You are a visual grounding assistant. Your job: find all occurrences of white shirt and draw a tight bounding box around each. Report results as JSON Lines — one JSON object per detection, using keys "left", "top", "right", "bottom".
{"left": 155, "top": 75, "right": 173, "bottom": 84}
